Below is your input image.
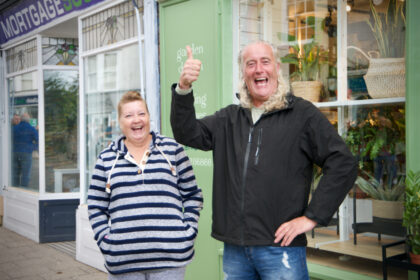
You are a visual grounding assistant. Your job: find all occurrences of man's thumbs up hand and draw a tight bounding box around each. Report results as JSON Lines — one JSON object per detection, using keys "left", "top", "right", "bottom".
{"left": 179, "top": 45, "right": 202, "bottom": 90}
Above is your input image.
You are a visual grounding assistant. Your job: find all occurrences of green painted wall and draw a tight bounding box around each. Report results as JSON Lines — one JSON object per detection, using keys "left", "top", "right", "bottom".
{"left": 159, "top": 1, "right": 232, "bottom": 279}
{"left": 406, "top": 2, "right": 420, "bottom": 280}
{"left": 406, "top": 0, "right": 420, "bottom": 174}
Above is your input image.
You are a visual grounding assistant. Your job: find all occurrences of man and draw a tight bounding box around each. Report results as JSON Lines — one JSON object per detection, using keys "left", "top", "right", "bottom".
{"left": 170, "top": 41, "right": 357, "bottom": 279}
{"left": 12, "top": 112, "right": 38, "bottom": 187}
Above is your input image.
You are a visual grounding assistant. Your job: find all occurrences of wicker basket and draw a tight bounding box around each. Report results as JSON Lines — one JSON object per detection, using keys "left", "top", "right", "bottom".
{"left": 291, "top": 81, "right": 322, "bottom": 103}
{"left": 363, "top": 57, "right": 405, "bottom": 99}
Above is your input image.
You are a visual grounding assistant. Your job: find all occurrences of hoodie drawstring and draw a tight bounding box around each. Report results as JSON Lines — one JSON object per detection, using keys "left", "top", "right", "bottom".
{"left": 156, "top": 145, "right": 177, "bottom": 176}
{"left": 105, "top": 145, "right": 177, "bottom": 194}
{"left": 106, "top": 151, "right": 120, "bottom": 194}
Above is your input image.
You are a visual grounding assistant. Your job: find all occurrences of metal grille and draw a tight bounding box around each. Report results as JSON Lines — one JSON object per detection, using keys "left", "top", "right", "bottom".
{"left": 6, "top": 38, "right": 37, "bottom": 74}
{"left": 81, "top": 0, "right": 143, "bottom": 52}
{"left": 42, "top": 37, "right": 79, "bottom": 66}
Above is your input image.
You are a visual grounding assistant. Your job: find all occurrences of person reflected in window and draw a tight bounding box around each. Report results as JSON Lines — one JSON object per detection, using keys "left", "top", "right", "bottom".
{"left": 87, "top": 91, "right": 203, "bottom": 279}
{"left": 12, "top": 112, "right": 38, "bottom": 187}
{"left": 171, "top": 41, "right": 357, "bottom": 280}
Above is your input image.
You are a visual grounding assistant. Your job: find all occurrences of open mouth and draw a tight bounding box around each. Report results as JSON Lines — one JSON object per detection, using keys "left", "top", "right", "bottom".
{"left": 255, "top": 77, "right": 268, "bottom": 86}
{"left": 132, "top": 126, "right": 144, "bottom": 132}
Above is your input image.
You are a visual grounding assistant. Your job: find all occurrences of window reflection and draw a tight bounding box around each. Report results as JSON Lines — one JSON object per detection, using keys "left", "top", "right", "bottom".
{"left": 345, "top": 104, "right": 405, "bottom": 185}
{"left": 44, "top": 70, "right": 79, "bottom": 193}
{"left": 9, "top": 72, "right": 39, "bottom": 191}
{"left": 84, "top": 44, "right": 140, "bottom": 201}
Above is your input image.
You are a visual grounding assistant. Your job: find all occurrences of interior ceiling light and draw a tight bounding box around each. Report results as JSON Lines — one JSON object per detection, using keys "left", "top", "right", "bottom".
{"left": 346, "top": 0, "right": 354, "bottom": 12}
{"left": 373, "top": 0, "right": 383, "bottom": 5}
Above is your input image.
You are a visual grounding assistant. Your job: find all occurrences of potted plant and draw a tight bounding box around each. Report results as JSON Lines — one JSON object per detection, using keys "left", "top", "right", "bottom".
{"left": 402, "top": 170, "right": 420, "bottom": 265}
{"left": 344, "top": 106, "right": 405, "bottom": 170}
{"left": 356, "top": 170, "right": 405, "bottom": 220}
{"left": 280, "top": 40, "right": 328, "bottom": 102}
{"left": 363, "top": 0, "right": 406, "bottom": 98}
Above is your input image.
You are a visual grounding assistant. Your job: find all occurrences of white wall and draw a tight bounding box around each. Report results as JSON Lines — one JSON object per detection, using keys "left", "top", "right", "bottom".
{"left": 76, "top": 204, "right": 106, "bottom": 272}
{"left": 3, "top": 188, "right": 39, "bottom": 242}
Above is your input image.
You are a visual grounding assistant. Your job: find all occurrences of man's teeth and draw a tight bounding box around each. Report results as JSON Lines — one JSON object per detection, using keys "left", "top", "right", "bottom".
{"left": 255, "top": 78, "right": 268, "bottom": 84}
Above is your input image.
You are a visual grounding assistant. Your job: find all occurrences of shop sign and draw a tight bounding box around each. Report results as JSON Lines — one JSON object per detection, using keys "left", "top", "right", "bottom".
{"left": 12, "top": 95, "right": 38, "bottom": 106}
{"left": 0, "top": 0, "right": 106, "bottom": 45}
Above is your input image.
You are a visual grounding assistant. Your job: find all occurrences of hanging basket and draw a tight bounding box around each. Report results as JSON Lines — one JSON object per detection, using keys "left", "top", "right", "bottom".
{"left": 348, "top": 46, "right": 405, "bottom": 99}
{"left": 291, "top": 81, "right": 322, "bottom": 103}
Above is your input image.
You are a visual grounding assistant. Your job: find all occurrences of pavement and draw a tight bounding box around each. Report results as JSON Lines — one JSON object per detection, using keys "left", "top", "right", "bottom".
{"left": 0, "top": 226, "right": 107, "bottom": 280}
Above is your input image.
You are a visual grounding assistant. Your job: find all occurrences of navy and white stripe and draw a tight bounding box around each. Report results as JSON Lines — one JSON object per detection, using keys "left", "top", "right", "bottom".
{"left": 87, "top": 132, "right": 203, "bottom": 274}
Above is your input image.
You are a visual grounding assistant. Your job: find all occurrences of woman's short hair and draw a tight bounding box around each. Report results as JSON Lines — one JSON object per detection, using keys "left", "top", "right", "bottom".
{"left": 118, "top": 91, "right": 149, "bottom": 118}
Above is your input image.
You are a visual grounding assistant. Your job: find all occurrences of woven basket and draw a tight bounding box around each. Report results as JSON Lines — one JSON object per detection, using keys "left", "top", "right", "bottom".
{"left": 364, "top": 58, "right": 405, "bottom": 99}
{"left": 291, "top": 81, "right": 322, "bottom": 102}
{"left": 372, "top": 199, "right": 403, "bottom": 220}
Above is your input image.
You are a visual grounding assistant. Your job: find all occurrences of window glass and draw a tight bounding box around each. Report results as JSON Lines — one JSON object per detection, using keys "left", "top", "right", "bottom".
{"left": 42, "top": 37, "right": 79, "bottom": 66}
{"left": 6, "top": 39, "right": 37, "bottom": 74}
{"left": 345, "top": 103, "right": 406, "bottom": 186}
{"left": 84, "top": 44, "right": 140, "bottom": 201}
{"left": 347, "top": 0, "right": 405, "bottom": 100}
{"left": 81, "top": 0, "right": 141, "bottom": 52}
{"left": 9, "top": 72, "right": 39, "bottom": 191}
{"left": 44, "top": 70, "right": 79, "bottom": 193}
{"left": 239, "top": 0, "right": 337, "bottom": 103}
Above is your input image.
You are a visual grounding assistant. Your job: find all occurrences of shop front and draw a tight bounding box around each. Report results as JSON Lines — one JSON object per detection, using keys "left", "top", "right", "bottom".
{"left": 158, "top": 0, "right": 420, "bottom": 279}
{"left": 0, "top": 0, "right": 159, "bottom": 268}
{"left": 1, "top": 0, "right": 419, "bottom": 279}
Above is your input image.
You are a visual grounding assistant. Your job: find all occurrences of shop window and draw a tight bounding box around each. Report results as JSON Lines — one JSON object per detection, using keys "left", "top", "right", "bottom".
{"left": 8, "top": 72, "right": 39, "bottom": 191}
{"left": 80, "top": 1, "right": 146, "bottom": 201}
{"left": 238, "top": 0, "right": 336, "bottom": 102}
{"left": 7, "top": 39, "right": 40, "bottom": 191}
{"left": 44, "top": 70, "right": 79, "bottom": 193}
{"left": 84, "top": 44, "right": 140, "bottom": 197}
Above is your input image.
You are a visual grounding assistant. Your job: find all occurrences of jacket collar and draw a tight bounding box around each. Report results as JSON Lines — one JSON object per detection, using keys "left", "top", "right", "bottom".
{"left": 237, "top": 92, "right": 296, "bottom": 115}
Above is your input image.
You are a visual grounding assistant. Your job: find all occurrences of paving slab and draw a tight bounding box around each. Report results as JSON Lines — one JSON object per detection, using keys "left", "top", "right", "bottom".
{"left": 0, "top": 227, "right": 107, "bottom": 280}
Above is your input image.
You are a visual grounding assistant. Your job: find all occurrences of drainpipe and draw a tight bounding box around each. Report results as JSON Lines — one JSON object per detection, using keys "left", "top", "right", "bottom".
{"left": 132, "top": 0, "right": 146, "bottom": 100}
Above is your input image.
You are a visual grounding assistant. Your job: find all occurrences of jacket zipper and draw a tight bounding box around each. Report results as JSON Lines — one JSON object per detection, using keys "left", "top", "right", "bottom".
{"left": 240, "top": 126, "right": 254, "bottom": 245}
{"left": 254, "top": 128, "right": 263, "bottom": 165}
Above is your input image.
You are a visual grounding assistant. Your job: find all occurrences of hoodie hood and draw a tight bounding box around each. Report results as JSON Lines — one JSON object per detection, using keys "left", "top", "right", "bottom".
{"left": 104, "top": 131, "right": 177, "bottom": 194}
{"left": 109, "top": 130, "right": 160, "bottom": 155}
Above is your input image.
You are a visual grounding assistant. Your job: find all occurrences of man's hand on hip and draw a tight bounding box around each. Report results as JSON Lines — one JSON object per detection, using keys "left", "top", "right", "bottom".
{"left": 274, "top": 216, "right": 317, "bottom": 246}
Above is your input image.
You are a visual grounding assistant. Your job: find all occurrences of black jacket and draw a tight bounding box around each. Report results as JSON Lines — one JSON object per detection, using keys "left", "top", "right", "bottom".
{"left": 170, "top": 84, "right": 358, "bottom": 247}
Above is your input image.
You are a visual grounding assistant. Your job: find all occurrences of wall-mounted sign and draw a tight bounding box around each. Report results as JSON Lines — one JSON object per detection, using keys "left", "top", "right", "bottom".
{"left": 12, "top": 95, "right": 38, "bottom": 106}
{"left": 0, "top": 0, "right": 106, "bottom": 45}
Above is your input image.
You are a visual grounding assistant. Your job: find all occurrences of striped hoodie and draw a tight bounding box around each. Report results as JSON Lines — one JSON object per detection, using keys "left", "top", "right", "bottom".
{"left": 87, "top": 132, "right": 203, "bottom": 274}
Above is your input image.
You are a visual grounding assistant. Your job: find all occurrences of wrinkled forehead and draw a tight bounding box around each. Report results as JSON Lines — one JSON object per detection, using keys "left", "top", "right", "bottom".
{"left": 242, "top": 42, "right": 275, "bottom": 61}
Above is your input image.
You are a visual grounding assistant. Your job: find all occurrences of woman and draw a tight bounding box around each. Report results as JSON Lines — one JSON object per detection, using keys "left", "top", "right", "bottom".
{"left": 88, "top": 91, "right": 203, "bottom": 279}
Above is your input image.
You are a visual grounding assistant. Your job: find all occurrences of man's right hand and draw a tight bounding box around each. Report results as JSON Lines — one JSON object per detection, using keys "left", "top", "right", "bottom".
{"left": 179, "top": 45, "right": 202, "bottom": 90}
